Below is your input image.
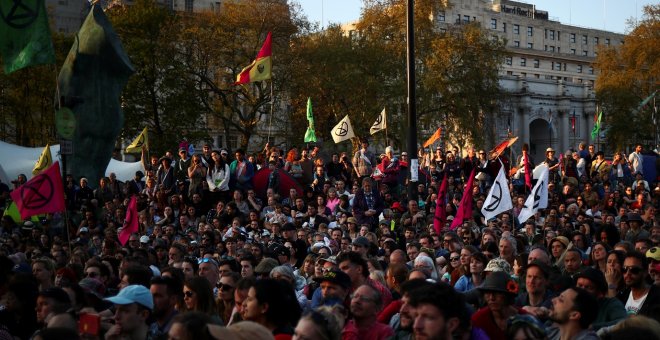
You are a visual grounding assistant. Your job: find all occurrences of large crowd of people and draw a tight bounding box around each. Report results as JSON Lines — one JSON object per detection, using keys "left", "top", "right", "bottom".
{"left": 0, "top": 138, "right": 659, "bottom": 340}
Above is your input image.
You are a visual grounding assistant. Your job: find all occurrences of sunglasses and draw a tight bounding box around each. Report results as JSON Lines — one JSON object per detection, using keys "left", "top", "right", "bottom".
{"left": 184, "top": 291, "right": 195, "bottom": 298}
{"left": 198, "top": 258, "right": 218, "bottom": 266}
{"left": 216, "top": 283, "right": 234, "bottom": 291}
{"left": 450, "top": 256, "right": 460, "bottom": 261}
{"left": 623, "top": 266, "right": 643, "bottom": 275}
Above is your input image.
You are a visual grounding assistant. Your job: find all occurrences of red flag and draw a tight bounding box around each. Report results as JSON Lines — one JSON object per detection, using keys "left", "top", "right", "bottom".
{"left": 118, "top": 196, "right": 139, "bottom": 246}
{"left": 234, "top": 32, "right": 272, "bottom": 85}
{"left": 10, "top": 162, "right": 65, "bottom": 219}
{"left": 488, "top": 136, "right": 518, "bottom": 160}
{"left": 450, "top": 168, "right": 476, "bottom": 230}
{"left": 524, "top": 151, "right": 532, "bottom": 189}
{"left": 433, "top": 175, "right": 448, "bottom": 235}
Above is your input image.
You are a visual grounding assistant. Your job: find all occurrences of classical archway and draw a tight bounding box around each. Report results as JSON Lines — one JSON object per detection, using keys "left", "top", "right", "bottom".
{"left": 529, "top": 118, "right": 552, "bottom": 164}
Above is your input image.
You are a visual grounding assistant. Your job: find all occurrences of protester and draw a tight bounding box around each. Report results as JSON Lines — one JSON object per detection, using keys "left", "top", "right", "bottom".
{"left": 1, "top": 135, "right": 658, "bottom": 340}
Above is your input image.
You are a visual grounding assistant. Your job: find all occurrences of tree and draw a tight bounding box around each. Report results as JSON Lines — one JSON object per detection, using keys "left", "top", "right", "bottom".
{"left": 0, "top": 32, "right": 73, "bottom": 146}
{"left": 107, "top": 0, "right": 208, "bottom": 155}
{"left": 595, "top": 5, "right": 660, "bottom": 149}
{"left": 286, "top": 0, "right": 507, "bottom": 151}
{"left": 179, "top": 0, "right": 308, "bottom": 151}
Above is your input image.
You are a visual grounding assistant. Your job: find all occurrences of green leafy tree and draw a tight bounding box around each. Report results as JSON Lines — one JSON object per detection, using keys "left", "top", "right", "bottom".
{"left": 287, "top": 0, "right": 506, "bottom": 151}
{"left": 0, "top": 32, "right": 72, "bottom": 146}
{"left": 107, "top": 0, "right": 207, "bottom": 156}
{"left": 179, "top": 0, "right": 308, "bottom": 151}
{"left": 595, "top": 5, "right": 659, "bottom": 149}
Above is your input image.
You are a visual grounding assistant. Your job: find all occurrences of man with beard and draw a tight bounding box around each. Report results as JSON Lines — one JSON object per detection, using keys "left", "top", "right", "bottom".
{"left": 546, "top": 287, "right": 599, "bottom": 340}
{"left": 408, "top": 282, "right": 468, "bottom": 340}
{"left": 149, "top": 276, "right": 181, "bottom": 339}
{"left": 618, "top": 251, "right": 660, "bottom": 318}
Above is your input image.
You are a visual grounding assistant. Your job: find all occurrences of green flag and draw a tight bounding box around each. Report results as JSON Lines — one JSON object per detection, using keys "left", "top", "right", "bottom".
{"left": 0, "top": 0, "right": 56, "bottom": 74}
{"left": 304, "top": 97, "right": 317, "bottom": 142}
{"left": 591, "top": 111, "right": 602, "bottom": 140}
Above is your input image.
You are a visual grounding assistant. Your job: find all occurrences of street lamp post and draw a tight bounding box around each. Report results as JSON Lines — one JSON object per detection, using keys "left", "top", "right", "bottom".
{"left": 406, "top": 0, "right": 418, "bottom": 201}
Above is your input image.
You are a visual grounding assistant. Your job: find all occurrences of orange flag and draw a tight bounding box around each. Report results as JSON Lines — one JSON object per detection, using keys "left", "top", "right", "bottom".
{"left": 422, "top": 128, "right": 442, "bottom": 148}
{"left": 489, "top": 136, "right": 518, "bottom": 160}
{"left": 235, "top": 32, "right": 272, "bottom": 85}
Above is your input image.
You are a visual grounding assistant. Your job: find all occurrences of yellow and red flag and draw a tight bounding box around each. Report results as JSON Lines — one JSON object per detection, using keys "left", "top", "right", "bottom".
{"left": 235, "top": 32, "right": 272, "bottom": 85}
{"left": 422, "top": 127, "right": 442, "bottom": 148}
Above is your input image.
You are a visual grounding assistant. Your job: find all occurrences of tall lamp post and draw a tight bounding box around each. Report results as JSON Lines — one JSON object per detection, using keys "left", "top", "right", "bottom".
{"left": 406, "top": 0, "right": 418, "bottom": 201}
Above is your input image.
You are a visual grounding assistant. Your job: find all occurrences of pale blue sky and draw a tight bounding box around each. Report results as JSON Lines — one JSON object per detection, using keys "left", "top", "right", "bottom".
{"left": 296, "top": 0, "right": 655, "bottom": 34}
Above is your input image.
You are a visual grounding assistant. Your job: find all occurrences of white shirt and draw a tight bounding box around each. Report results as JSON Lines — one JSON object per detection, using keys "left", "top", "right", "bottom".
{"left": 625, "top": 290, "right": 649, "bottom": 315}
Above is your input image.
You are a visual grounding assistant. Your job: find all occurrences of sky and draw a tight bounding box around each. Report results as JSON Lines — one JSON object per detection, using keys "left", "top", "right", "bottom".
{"left": 296, "top": 0, "right": 656, "bottom": 34}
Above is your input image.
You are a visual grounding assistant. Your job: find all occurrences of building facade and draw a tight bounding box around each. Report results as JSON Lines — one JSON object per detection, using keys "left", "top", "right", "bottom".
{"left": 437, "top": 0, "right": 624, "bottom": 162}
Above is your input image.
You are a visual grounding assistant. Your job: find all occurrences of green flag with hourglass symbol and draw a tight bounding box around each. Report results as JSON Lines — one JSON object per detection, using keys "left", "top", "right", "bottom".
{"left": 0, "top": 0, "right": 55, "bottom": 74}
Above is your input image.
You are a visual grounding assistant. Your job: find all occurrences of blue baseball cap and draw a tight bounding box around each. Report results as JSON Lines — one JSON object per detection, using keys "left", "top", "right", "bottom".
{"left": 104, "top": 285, "right": 153, "bottom": 310}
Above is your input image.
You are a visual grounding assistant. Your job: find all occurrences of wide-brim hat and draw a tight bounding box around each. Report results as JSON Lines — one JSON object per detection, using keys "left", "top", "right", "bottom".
{"left": 478, "top": 271, "right": 518, "bottom": 296}
{"left": 158, "top": 156, "right": 172, "bottom": 164}
{"left": 346, "top": 217, "right": 358, "bottom": 224}
{"left": 546, "top": 147, "right": 555, "bottom": 153}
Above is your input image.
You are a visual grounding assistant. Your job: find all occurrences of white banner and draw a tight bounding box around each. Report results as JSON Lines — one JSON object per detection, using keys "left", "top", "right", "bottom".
{"left": 370, "top": 108, "right": 387, "bottom": 135}
{"left": 517, "top": 164, "right": 549, "bottom": 224}
{"left": 482, "top": 166, "right": 513, "bottom": 221}
{"left": 331, "top": 115, "right": 356, "bottom": 143}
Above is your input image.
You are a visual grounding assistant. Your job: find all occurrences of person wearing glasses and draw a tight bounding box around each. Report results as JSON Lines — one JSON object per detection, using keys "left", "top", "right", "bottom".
{"left": 618, "top": 251, "right": 660, "bottom": 318}
{"left": 343, "top": 284, "right": 394, "bottom": 340}
{"left": 197, "top": 257, "right": 220, "bottom": 288}
{"left": 215, "top": 272, "right": 239, "bottom": 325}
{"left": 183, "top": 277, "right": 221, "bottom": 325}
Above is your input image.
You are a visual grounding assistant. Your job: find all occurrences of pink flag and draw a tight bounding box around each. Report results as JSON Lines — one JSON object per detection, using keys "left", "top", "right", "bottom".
{"left": 433, "top": 175, "right": 448, "bottom": 235}
{"left": 450, "top": 168, "right": 476, "bottom": 230}
{"left": 10, "top": 162, "right": 65, "bottom": 219}
{"left": 118, "top": 196, "right": 138, "bottom": 246}
{"left": 524, "top": 152, "right": 532, "bottom": 189}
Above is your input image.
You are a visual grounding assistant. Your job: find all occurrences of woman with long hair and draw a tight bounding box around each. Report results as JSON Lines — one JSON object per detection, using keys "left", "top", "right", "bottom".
{"left": 188, "top": 154, "right": 207, "bottom": 198}
{"left": 590, "top": 242, "right": 611, "bottom": 273}
{"left": 455, "top": 252, "right": 488, "bottom": 292}
{"left": 183, "top": 277, "right": 221, "bottom": 324}
{"left": 216, "top": 272, "right": 240, "bottom": 325}
{"left": 441, "top": 251, "right": 461, "bottom": 284}
{"left": 325, "top": 188, "right": 341, "bottom": 215}
{"left": 604, "top": 250, "right": 626, "bottom": 298}
{"left": 206, "top": 150, "right": 231, "bottom": 204}
{"left": 242, "top": 278, "right": 302, "bottom": 339}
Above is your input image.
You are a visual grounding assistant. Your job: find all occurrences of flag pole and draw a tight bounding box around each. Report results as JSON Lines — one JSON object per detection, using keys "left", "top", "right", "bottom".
{"left": 267, "top": 81, "right": 273, "bottom": 143}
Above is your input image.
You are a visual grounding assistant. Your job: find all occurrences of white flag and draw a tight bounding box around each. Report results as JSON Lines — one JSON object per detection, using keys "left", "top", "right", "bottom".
{"left": 370, "top": 108, "right": 387, "bottom": 135}
{"left": 482, "top": 166, "right": 513, "bottom": 221}
{"left": 331, "top": 115, "right": 355, "bottom": 143}
{"left": 517, "top": 164, "right": 549, "bottom": 224}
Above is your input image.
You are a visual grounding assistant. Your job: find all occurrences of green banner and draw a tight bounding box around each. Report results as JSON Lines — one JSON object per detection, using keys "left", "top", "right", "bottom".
{"left": 0, "top": 0, "right": 56, "bottom": 73}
